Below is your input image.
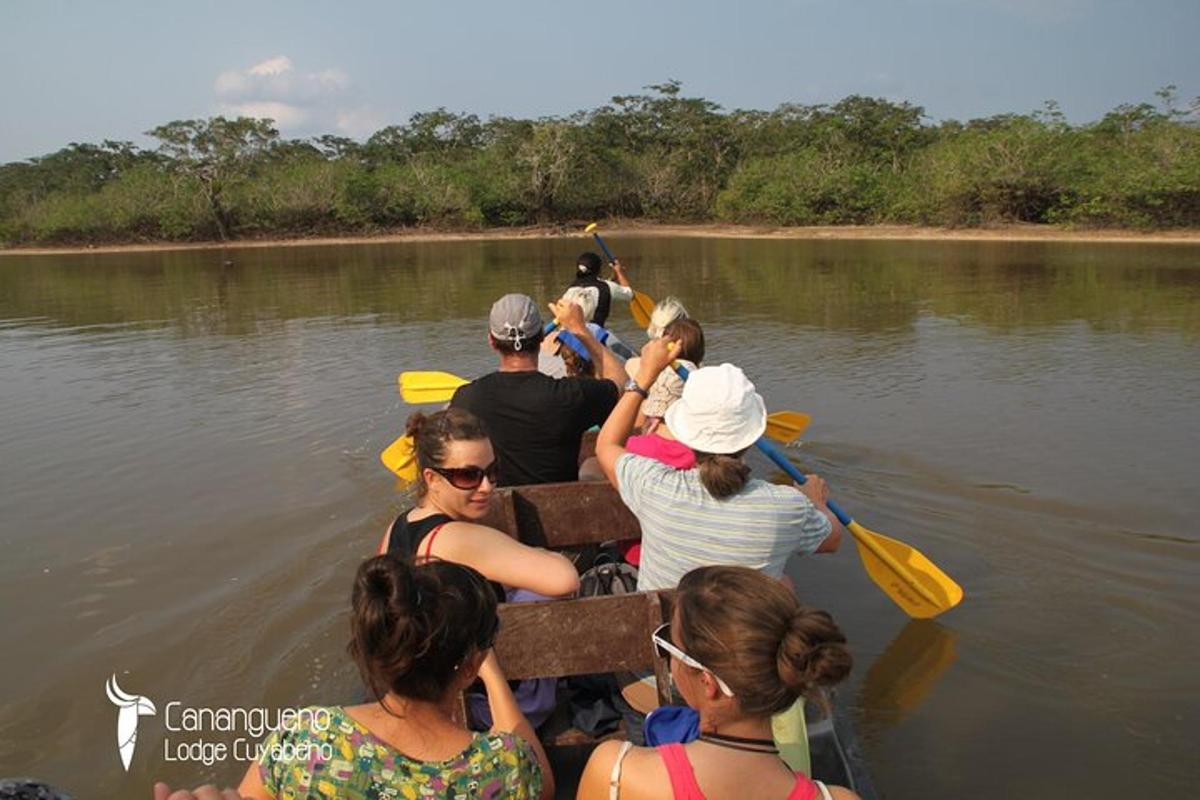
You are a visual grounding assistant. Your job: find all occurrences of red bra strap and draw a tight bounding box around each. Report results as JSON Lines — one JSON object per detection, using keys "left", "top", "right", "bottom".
{"left": 421, "top": 523, "right": 448, "bottom": 564}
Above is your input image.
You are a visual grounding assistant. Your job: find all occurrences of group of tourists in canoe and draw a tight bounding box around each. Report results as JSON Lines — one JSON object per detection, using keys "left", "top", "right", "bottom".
{"left": 155, "top": 248, "right": 862, "bottom": 800}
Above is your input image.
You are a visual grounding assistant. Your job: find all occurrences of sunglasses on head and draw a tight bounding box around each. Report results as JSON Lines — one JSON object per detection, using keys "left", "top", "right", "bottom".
{"left": 651, "top": 622, "right": 735, "bottom": 697}
{"left": 431, "top": 461, "right": 499, "bottom": 490}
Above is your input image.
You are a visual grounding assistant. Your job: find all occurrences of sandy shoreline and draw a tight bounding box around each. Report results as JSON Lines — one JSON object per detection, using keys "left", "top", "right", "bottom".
{"left": 3, "top": 222, "right": 1200, "bottom": 256}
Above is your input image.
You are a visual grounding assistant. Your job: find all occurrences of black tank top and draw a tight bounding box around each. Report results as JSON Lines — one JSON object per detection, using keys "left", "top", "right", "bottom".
{"left": 569, "top": 274, "right": 613, "bottom": 327}
{"left": 387, "top": 510, "right": 453, "bottom": 560}
{"left": 386, "top": 510, "right": 506, "bottom": 601}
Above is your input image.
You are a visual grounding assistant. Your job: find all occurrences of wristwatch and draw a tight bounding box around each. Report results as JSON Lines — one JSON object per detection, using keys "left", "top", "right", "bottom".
{"left": 623, "top": 378, "right": 649, "bottom": 399}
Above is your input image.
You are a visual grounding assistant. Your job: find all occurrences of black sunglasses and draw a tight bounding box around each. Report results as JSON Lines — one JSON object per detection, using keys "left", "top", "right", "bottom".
{"left": 431, "top": 461, "right": 499, "bottom": 490}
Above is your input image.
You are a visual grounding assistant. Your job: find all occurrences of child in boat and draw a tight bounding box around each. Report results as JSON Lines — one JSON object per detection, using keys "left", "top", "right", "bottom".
{"left": 625, "top": 317, "right": 705, "bottom": 452}
{"left": 596, "top": 340, "right": 844, "bottom": 591}
{"left": 577, "top": 565, "right": 860, "bottom": 800}
{"left": 232, "top": 557, "right": 552, "bottom": 799}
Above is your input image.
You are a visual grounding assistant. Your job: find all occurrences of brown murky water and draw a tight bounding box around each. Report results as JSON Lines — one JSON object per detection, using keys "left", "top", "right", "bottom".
{"left": 1, "top": 237, "right": 1197, "bottom": 798}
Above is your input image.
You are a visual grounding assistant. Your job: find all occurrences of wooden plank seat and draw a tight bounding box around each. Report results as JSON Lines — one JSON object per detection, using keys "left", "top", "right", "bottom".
{"left": 480, "top": 480, "right": 641, "bottom": 549}
{"left": 490, "top": 591, "right": 674, "bottom": 796}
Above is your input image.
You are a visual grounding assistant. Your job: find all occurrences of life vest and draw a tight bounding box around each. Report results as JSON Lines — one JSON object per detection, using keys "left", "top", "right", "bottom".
{"left": 568, "top": 274, "right": 613, "bottom": 327}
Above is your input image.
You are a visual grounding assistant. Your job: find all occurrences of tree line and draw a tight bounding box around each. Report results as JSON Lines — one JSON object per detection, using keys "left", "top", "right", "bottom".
{"left": 2, "top": 81, "right": 1197, "bottom": 246}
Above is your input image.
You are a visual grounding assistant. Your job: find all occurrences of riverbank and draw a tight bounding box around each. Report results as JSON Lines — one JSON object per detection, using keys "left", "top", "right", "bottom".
{"left": 4, "top": 222, "right": 1200, "bottom": 257}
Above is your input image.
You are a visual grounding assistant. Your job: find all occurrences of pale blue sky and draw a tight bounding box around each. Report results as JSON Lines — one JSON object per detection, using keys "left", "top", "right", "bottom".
{"left": 1, "top": 0, "right": 1197, "bottom": 162}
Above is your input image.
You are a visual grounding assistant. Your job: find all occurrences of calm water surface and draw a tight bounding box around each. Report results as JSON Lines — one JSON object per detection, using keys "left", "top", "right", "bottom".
{"left": 1, "top": 237, "right": 1197, "bottom": 798}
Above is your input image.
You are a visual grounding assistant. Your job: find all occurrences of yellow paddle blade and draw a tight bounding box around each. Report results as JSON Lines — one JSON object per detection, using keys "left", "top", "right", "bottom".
{"left": 585, "top": 222, "right": 598, "bottom": 233}
{"left": 398, "top": 371, "right": 469, "bottom": 404}
{"left": 765, "top": 411, "right": 812, "bottom": 444}
{"left": 380, "top": 435, "right": 419, "bottom": 480}
{"left": 849, "top": 521, "right": 964, "bottom": 619}
{"left": 631, "top": 290, "right": 655, "bottom": 328}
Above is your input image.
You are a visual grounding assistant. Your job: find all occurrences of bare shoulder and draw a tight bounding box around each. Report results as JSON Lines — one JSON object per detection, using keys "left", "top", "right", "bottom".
{"left": 827, "top": 785, "right": 861, "bottom": 800}
{"left": 578, "top": 741, "right": 668, "bottom": 800}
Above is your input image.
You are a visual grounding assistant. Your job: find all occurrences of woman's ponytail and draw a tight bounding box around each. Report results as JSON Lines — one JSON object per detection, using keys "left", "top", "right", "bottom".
{"left": 776, "top": 607, "right": 853, "bottom": 696}
{"left": 695, "top": 451, "right": 751, "bottom": 499}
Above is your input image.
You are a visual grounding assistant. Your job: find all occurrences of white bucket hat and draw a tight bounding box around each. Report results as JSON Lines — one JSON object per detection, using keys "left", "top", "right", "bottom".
{"left": 664, "top": 364, "right": 767, "bottom": 454}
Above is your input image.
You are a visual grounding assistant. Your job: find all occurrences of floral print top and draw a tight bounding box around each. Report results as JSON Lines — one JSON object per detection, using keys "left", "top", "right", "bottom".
{"left": 257, "top": 705, "right": 542, "bottom": 799}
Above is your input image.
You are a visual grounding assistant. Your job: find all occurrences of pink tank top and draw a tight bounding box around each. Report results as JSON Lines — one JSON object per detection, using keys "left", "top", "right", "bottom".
{"left": 656, "top": 743, "right": 820, "bottom": 800}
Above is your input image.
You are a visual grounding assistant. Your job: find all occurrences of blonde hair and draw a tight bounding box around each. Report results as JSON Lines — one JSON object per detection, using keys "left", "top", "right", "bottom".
{"left": 647, "top": 296, "right": 689, "bottom": 339}
{"left": 560, "top": 286, "right": 598, "bottom": 322}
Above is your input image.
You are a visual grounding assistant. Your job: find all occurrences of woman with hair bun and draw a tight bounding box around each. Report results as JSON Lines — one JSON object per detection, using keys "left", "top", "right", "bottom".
{"left": 378, "top": 408, "right": 579, "bottom": 599}
{"left": 577, "top": 565, "right": 859, "bottom": 800}
{"left": 236, "top": 556, "right": 552, "bottom": 799}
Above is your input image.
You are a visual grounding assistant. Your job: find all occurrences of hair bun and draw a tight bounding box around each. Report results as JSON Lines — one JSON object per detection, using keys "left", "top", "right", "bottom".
{"left": 405, "top": 411, "right": 428, "bottom": 439}
{"left": 776, "top": 607, "right": 852, "bottom": 694}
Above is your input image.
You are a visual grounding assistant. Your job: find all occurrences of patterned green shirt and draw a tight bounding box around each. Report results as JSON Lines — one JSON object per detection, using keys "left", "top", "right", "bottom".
{"left": 257, "top": 705, "right": 542, "bottom": 799}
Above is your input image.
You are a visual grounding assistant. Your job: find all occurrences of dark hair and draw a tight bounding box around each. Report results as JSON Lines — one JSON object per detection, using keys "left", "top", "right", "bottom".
{"left": 693, "top": 449, "right": 751, "bottom": 499}
{"left": 577, "top": 251, "right": 603, "bottom": 276}
{"left": 349, "top": 555, "right": 499, "bottom": 704}
{"left": 663, "top": 318, "right": 705, "bottom": 364}
{"left": 406, "top": 408, "right": 489, "bottom": 497}
{"left": 676, "top": 565, "right": 851, "bottom": 717}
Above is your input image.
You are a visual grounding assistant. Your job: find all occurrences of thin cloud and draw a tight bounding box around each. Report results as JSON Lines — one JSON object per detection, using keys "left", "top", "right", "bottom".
{"left": 212, "top": 55, "right": 366, "bottom": 136}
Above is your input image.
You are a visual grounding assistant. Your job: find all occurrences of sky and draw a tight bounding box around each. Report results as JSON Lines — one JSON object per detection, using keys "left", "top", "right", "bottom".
{"left": 1, "top": 0, "right": 1198, "bottom": 162}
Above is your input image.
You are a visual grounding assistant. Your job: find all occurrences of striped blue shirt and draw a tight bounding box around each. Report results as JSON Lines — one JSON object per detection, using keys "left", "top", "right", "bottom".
{"left": 616, "top": 452, "right": 832, "bottom": 591}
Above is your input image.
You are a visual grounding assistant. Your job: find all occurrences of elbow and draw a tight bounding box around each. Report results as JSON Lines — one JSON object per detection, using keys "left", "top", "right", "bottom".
{"left": 547, "top": 560, "right": 581, "bottom": 597}
{"left": 819, "top": 525, "right": 844, "bottom": 554}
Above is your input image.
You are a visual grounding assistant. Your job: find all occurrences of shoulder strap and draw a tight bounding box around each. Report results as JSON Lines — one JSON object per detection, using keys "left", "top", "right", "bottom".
{"left": 608, "top": 740, "right": 634, "bottom": 800}
{"left": 420, "top": 522, "right": 448, "bottom": 564}
{"left": 656, "top": 743, "right": 705, "bottom": 799}
{"left": 785, "top": 776, "right": 831, "bottom": 800}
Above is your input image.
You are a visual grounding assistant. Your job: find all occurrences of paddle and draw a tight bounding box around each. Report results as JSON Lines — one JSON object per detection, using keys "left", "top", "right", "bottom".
{"left": 398, "top": 370, "right": 468, "bottom": 405}
{"left": 584, "top": 222, "right": 655, "bottom": 328}
{"left": 671, "top": 362, "right": 963, "bottom": 619}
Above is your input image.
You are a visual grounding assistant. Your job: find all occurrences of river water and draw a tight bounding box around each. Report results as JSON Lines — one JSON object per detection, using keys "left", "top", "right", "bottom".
{"left": 0, "top": 236, "right": 1197, "bottom": 798}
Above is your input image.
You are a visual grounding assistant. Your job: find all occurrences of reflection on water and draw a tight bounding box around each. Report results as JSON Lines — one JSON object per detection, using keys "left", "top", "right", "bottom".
{"left": 860, "top": 620, "right": 958, "bottom": 724}
{"left": 1, "top": 237, "right": 1198, "bottom": 797}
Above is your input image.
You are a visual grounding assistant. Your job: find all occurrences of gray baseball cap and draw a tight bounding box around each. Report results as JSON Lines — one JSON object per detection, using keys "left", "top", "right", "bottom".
{"left": 488, "top": 293, "right": 543, "bottom": 350}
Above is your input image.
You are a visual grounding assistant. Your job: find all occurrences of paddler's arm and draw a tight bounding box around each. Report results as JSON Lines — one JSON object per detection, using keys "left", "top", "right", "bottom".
{"left": 549, "top": 299, "right": 624, "bottom": 386}
{"left": 479, "top": 650, "right": 555, "bottom": 800}
{"left": 596, "top": 336, "right": 677, "bottom": 485}
{"left": 611, "top": 258, "right": 632, "bottom": 289}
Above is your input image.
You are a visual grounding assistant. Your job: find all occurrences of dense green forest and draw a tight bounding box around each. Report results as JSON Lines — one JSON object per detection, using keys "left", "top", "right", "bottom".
{"left": 2, "top": 81, "right": 1198, "bottom": 246}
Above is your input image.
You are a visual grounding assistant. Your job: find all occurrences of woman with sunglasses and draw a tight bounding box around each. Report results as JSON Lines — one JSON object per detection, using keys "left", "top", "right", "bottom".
{"left": 378, "top": 408, "right": 580, "bottom": 599}
{"left": 577, "top": 565, "right": 859, "bottom": 800}
{"left": 234, "top": 555, "right": 553, "bottom": 799}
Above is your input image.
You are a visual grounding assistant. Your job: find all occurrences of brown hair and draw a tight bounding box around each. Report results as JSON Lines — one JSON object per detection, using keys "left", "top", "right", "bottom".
{"left": 693, "top": 449, "right": 751, "bottom": 499}
{"left": 559, "top": 343, "right": 595, "bottom": 377}
{"left": 676, "top": 565, "right": 851, "bottom": 717}
{"left": 349, "top": 555, "right": 499, "bottom": 704}
{"left": 663, "top": 318, "right": 705, "bottom": 364}
{"left": 406, "top": 408, "right": 489, "bottom": 497}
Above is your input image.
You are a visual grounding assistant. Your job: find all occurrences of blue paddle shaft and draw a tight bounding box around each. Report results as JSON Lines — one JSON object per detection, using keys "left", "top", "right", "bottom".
{"left": 670, "top": 362, "right": 853, "bottom": 528}
{"left": 592, "top": 233, "right": 616, "bottom": 264}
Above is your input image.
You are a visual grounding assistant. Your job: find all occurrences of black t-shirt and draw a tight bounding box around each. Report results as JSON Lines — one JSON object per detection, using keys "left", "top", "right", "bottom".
{"left": 450, "top": 370, "right": 619, "bottom": 486}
